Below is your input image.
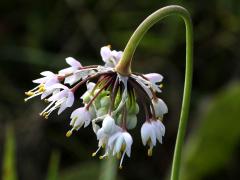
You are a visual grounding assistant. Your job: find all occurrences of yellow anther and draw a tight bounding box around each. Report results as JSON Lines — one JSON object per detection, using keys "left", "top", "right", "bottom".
{"left": 92, "top": 152, "right": 97, "bottom": 157}
{"left": 66, "top": 130, "right": 72, "bottom": 138}
{"left": 121, "top": 144, "right": 126, "bottom": 151}
{"left": 107, "top": 44, "right": 111, "bottom": 48}
{"left": 159, "top": 84, "right": 163, "bottom": 88}
{"left": 147, "top": 148, "right": 153, "bottom": 157}
{"left": 38, "top": 86, "right": 45, "bottom": 92}
{"left": 101, "top": 144, "right": 106, "bottom": 148}
{"left": 44, "top": 115, "right": 49, "bottom": 119}
{"left": 39, "top": 84, "right": 44, "bottom": 88}
{"left": 117, "top": 152, "right": 121, "bottom": 159}
{"left": 119, "top": 166, "right": 123, "bottom": 170}
{"left": 25, "top": 91, "right": 34, "bottom": 96}
{"left": 99, "top": 156, "right": 104, "bottom": 160}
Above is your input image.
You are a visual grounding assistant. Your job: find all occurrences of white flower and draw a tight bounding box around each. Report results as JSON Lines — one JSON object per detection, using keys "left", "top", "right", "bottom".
{"left": 92, "top": 128, "right": 109, "bottom": 157}
{"left": 33, "top": 71, "right": 59, "bottom": 88}
{"left": 141, "top": 120, "right": 165, "bottom": 156}
{"left": 66, "top": 107, "right": 92, "bottom": 137}
{"left": 152, "top": 98, "right": 168, "bottom": 118}
{"left": 107, "top": 130, "right": 133, "bottom": 169}
{"left": 92, "top": 122, "right": 121, "bottom": 157}
{"left": 59, "top": 57, "right": 82, "bottom": 75}
{"left": 24, "top": 71, "right": 59, "bottom": 101}
{"left": 39, "top": 84, "right": 74, "bottom": 118}
{"left": 100, "top": 45, "right": 123, "bottom": 67}
{"left": 102, "top": 115, "right": 117, "bottom": 134}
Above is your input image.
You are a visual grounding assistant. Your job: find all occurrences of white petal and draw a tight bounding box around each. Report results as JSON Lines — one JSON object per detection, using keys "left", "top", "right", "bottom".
{"left": 66, "top": 57, "right": 82, "bottom": 67}
{"left": 45, "top": 77, "right": 59, "bottom": 87}
{"left": 100, "top": 46, "right": 112, "bottom": 62}
{"left": 48, "top": 90, "right": 66, "bottom": 102}
{"left": 108, "top": 131, "right": 121, "bottom": 149}
{"left": 40, "top": 71, "right": 55, "bottom": 77}
{"left": 153, "top": 98, "right": 168, "bottom": 118}
{"left": 111, "top": 50, "right": 122, "bottom": 61}
{"left": 114, "top": 135, "right": 124, "bottom": 155}
{"left": 48, "top": 83, "right": 68, "bottom": 90}
{"left": 102, "top": 115, "right": 116, "bottom": 134}
{"left": 153, "top": 120, "right": 165, "bottom": 143}
{"left": 66, "top": 92, "right": 74, "bottom": 107}
{"left": 87, "top": 82, "right": 96, "bottom": 91}
{"left": 59, "top": 67, "right": 76, "bottom": 75}
{"left": 141, "top": 122, "right": 152, "bottom": 145}
{"left": 58, "top": 102, "right": 67, "bottom": 114}
{"left": 123, "top": 132, "right": 133, "bottom": 157}
{"left": 33, "top": 77, "right": 48, "bottom": 84}
{"left": 144, "top": 73, "right": 163, "bottom": 84}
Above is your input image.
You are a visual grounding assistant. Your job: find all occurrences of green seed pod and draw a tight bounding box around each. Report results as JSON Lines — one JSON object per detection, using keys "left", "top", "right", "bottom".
{"left": 100, "top": 96, "right": 111, "bottom": 107}
{"left": 126, "top": 114, "right": 137, "bottom": 130}
{"left": 116, "top": 114, "right": 122, "bottom": 126}
{"left": 82, "top": 91, "right": 91, "bottom": 104}
{"left": 127, "top": 102, "right": 139, "bottom": 114}
{"left": 88, "top": 105, "right": 96, "bottom": 118}
{"left": 96, "top": 107, "right": 107, "bottom": 117}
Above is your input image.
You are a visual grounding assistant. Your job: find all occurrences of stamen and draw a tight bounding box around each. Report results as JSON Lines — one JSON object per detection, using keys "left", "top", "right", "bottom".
{"left": 92, "top": 146, "right": 101, "bottom": 157}
{"left": 147, "top": 147, "right": 153, "bottom": 157}
{"left": 119, "top": 151, "right": 126, "bottom": 170}
{"left": 39, "top": 101, "right": 55, "bottom": 116}
{"left": 24, "top": 92, "right": 43, "bottom": 102}
{"left": 66, "top": 130, "right": 73, "bottom": 137}
{"left": 99, "top": 153, "right": 108, "bottom": 160}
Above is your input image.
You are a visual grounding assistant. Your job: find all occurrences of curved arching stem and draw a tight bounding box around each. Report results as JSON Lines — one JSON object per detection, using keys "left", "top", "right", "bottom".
{"left": 115, "top": 5, "right": 193, "bottom": 180}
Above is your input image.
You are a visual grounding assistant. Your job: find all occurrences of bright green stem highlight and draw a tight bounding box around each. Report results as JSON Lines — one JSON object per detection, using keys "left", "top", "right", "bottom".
{"left": 116, "top": 5, "right": 193, "bottom": 180}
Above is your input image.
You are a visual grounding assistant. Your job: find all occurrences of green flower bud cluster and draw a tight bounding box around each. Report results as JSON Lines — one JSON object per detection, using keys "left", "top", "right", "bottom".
{"left": 83, "top": 85, "right": 139, "bottom": 130}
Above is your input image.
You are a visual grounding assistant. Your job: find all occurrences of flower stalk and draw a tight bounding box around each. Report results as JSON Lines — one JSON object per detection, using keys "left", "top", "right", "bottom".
{"left": 116, "top": 5, "right": 193, "bottom": 180}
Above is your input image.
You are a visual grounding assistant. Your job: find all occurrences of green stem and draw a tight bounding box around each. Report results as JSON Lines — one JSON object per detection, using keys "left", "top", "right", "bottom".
{"left": 116, "top": 5, "right": 193, "bottom": 180}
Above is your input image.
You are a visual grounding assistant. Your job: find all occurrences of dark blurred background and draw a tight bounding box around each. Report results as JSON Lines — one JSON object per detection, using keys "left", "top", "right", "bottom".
{"left": 0, "top": 0, "right": 240, "bottom": 180}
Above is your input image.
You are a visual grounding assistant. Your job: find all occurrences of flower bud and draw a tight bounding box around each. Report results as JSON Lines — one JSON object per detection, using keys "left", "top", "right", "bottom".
{"left": 102, "top": 115, "right": 116, "bottom": 134}
{"left": 126, "top": 114, "right": 137, "bottom": 130}
{"left": 96, "top": 107, "right": 107, "bottom": 117}
{"left": 100, "top": 96, "right": 111, "bottom": 107}
{"left": 152, "top": 98, "right": 168, "bottom": 118}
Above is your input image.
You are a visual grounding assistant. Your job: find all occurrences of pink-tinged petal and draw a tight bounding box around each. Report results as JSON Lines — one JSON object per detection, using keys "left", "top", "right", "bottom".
{"left": 40, "top": 71, "right": 55, "bottom": 77}
{"left": 48, "top": 83, "right": 68, "bottom": 90}
{"left": 111, "top": 50, "right": 123, "bottom": 61}
{"left": 66, "top": 92, "right": 74, "bottom": 107}
{"left": 144, "top": 73, "right": 163, "bottom": 84}
{"left": 66, "top": 57, "right": 82, "bottom": 67}
{"left": 33, "top": 77, "right": 47, "bottom": 84}
{"left": 59, "top": 67, "right": 76, "bottom": 75}
{"left": 100, "top": 46, "right": 111, "bottom": 62}
{"left": 48, "top": 90, "right": 66, "bottom": 102}
{"left": 45, "top": 77, "right": 59, "bottom": 87}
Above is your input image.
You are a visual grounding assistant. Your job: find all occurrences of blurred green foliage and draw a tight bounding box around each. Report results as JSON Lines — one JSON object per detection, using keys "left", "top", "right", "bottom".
{"left": 180, "top": 83, "right": 240, "bottom": 180}
{"left": 2, "top": 125, "right": 17, "bottom": 180}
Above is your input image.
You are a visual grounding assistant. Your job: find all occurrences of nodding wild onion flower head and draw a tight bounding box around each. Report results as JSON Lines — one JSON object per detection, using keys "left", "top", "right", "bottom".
{"left": 25, "top": 45, "right": 168, "bottom": 168}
